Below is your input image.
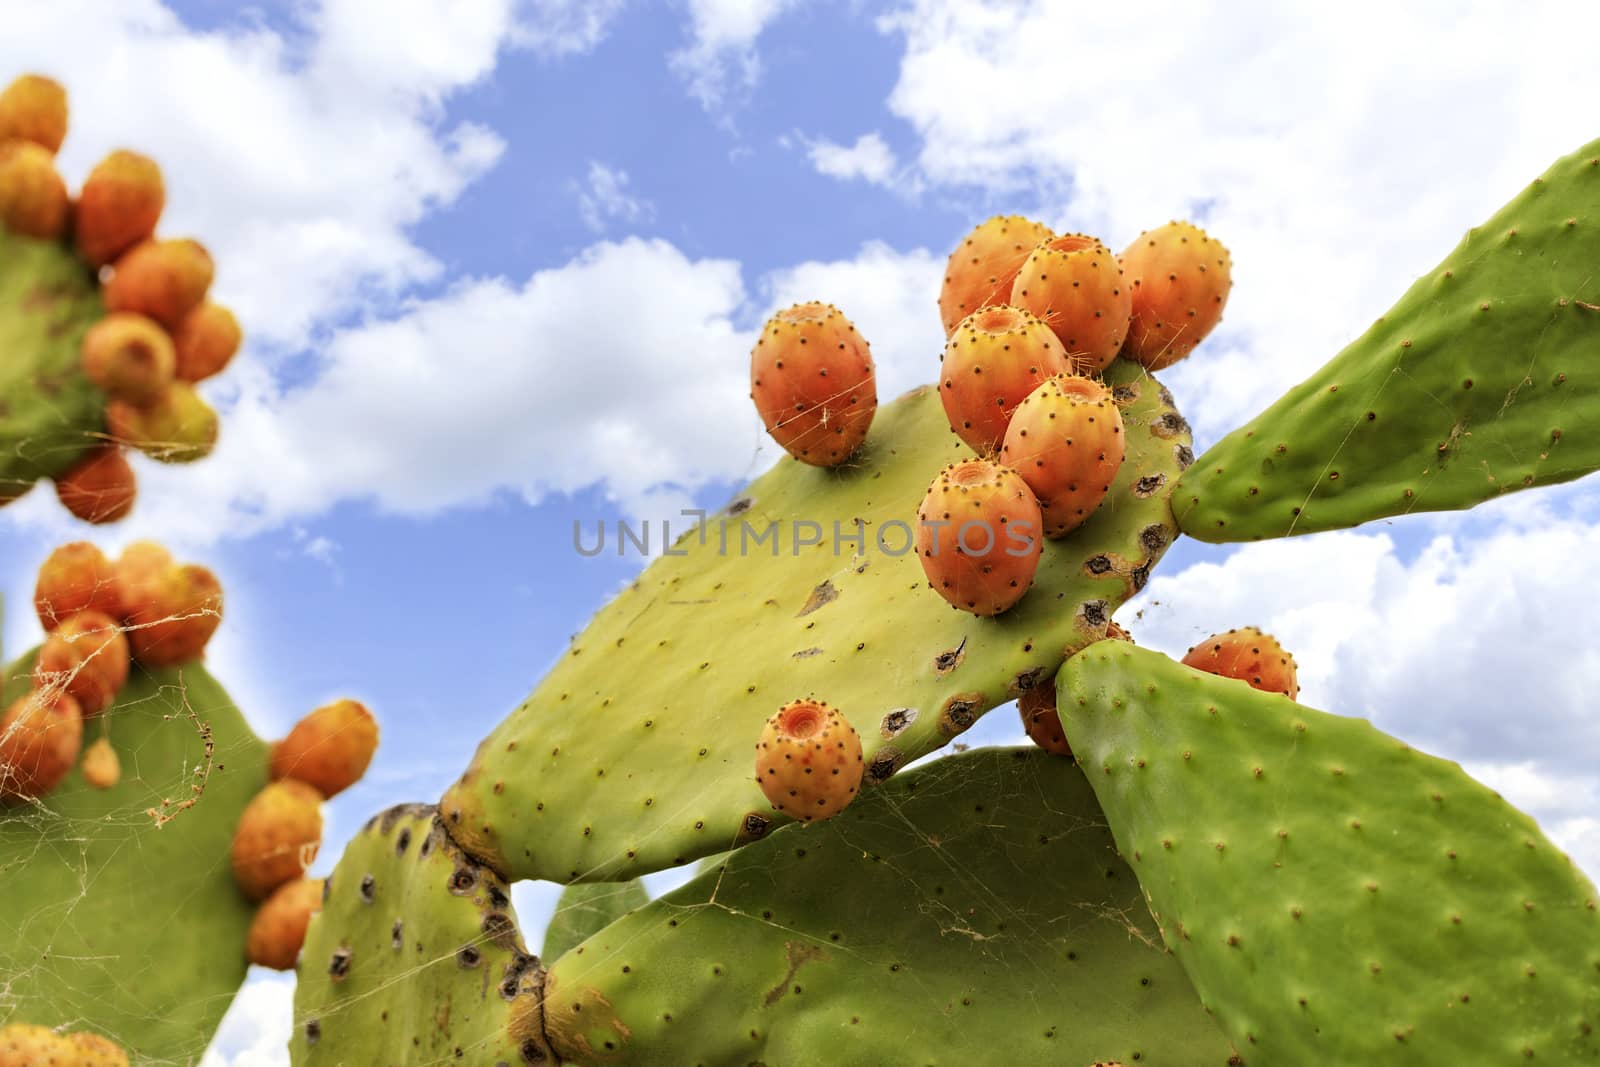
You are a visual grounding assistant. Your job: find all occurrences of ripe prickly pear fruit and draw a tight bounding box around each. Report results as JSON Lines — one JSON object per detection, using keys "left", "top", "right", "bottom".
{"left": 246, "top": 877, "right": 324, "bottom": 970}
{"left": 1010, "top": 234, "right": 1131, "bottom": 373}
{"left": 754, "top": 699, "right": 863, "bottom": 822}
{"left": 0, "top": 1022, "right": 69, "bottom": 1063}
{"left": 80, "top": 736, "right": 121, "bottom": 791}
{"left": 34, "top": 610, "right": 130, "bottom": 716}
{"left": 230, "top": 779, "right": 324, "bottom": 902}
{"left": 104, "top": 238, "right": 214, "bottom": 331}
{"left": 74, "top": 150, "right": 164, "bottom": 268}
{"left": 0, "top": 140, "right": 68, "bottom": 238}
{"left": 106, "top": 381, "right": 219, "bottom": 464}
{"left": 1180, "top": 626, "right": 1299, "bottom": 698}
{"left": 939, "top": 304, "right": 1069, "bottom": 454}
{"left": 1000, "top": 374, "right": 1126, "bottom": 537}
{"left": 1020, "top": 623, "right": 1132, "bottom": 756}
{"left": 749, "top": 302, "right": 877, "bottom": 466}
{"left": 121, "top": 560, "right": 222, "bottom": 667}
{"left": 1119, "top": 221, "right": 1232, "bottom": 370}
{"left": 81, "top": 312, "right": 177, "bottom": 403}
{"left": 0, "top": 689, "right": 84, "bottom": 804}
{"left": 53, "top": 446, "right": 137, "bottom": 525}
{"left": 915, "top": 458, "right": 1043, "bottom": 616}
{"left": 64, "top": 1031, "right": 129, "bottom": 1065}
{"left": 938, "top": 214, "right": 1054, "bottom": 336}
{"left": 173, "top": 301, "right": 242, "bottom": 382}
{"left": 35, "top": 542, "right": 122, "bottom": 630}
{"left": 270, "top": 699, "right": 378, "bottom": 799}
{"left": 0, "top": 73, "right": 68, "bottom": 154}
{"left": 113, "top": 540, "right": 172, "bottom": 602}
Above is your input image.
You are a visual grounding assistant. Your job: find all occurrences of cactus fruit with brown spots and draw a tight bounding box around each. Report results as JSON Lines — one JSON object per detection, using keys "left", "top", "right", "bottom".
{"left": 749, "top": 301, "right": 878, "bottom": 466}
{"left": 753, "top": 699, "right": 864, "bottom": 821}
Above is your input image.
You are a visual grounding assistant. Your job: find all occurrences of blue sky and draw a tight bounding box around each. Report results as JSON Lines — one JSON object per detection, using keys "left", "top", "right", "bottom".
{"left": 4, "top": 1, "right": 1600, "bottom": 1060}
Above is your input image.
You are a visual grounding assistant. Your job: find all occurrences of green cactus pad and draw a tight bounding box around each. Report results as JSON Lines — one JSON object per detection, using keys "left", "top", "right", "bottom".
{"left": 543, "top": 880, "right": 648, "bottom": 962}
{"left": 542, "top": 747, "right": 1234, "bottom": 1065}
{"left": 442, "top": 363, "right": 1191, "bottom": 883}
{"left": 0, "top": 229, "right": 106, "bottom": 502}
{"left": 1058, "top": 642, "right": 1600, "bottom": 1063}
{"left": 0, "top": 650, "right": 267, "bottom": 1061}
{"left": 291, "top": 805, "right": 554, "bottom": 1064}
{"left": 1175, "top": 137, "right": 1600, "bottom": 542}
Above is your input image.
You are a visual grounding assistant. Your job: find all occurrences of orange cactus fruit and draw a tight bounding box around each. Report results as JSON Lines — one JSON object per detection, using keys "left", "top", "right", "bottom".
{"left": 34, "top": 610, "right": 130, "bottom": 717}
{"left": 270, "top": 699, "right": 379, "bottom": 799}
{"left": 1010, "top": 234, "right": 1131, "bottom": 373}
{"left": 246, "top": 877, "right": 325, "bottom": 970}
{"left": 35, "top": 542, "right": 122, "bottom": 630}
{"left": 0, "top": 688, "right": 84, "bottom": 804}
{"left": 938, "top": 214, "right": 1054, "bottom": 336}
{"left": 172, "top": 301, "right": 242, "bottom": 382}
{"left": 230, "top": 779, "right": 324, "bottom": 902}
{"left": 749, "top": 302, "right": 877, "bottom": 466}
{"left": 74, "top": 150, "right": 165, "bottom": 268}
{"left": 754, "top": 699, "right": 864, "bottom": 822}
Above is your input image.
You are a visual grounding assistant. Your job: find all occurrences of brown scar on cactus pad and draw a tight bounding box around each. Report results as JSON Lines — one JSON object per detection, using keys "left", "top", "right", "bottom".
{"left": 1010, "top": 233, "right": 1132, "bottom": 372}
{"left": 1001, "top": 373, "right": 1126, "bottom": 538}
{"left": 0, "top": 140, "right": 68, "bottom": 238}
{"left": 53, "top": 445, "right": 137, "bottom": 524}
{"left": 750, "top": 301, "right": 878, "bottom": 466}
{"left": 34, "top": 610, "right": 130, "bottom": 716}
{"left": 270, "top": 698, "right": 379, "bottom": 799}
{"left": 230, "top": 778, "right": 324, "bottom": 902}
{"left": 938, "top": 214, "right": 1054, "bottom": 336}
{"left": 0, "top": 73, "right": 68, "bottom": 153}
{"left": 0, "top": 688, "right": 84, "bottom": 804}
{"left": 1119, "top": 220, "right": 1233, "bottom": 370}
{"left": 247, "top": 877, "right": 324, "bottom": 970}
{"left": 916, "top": 458, "right": 1044, "bottom": 616}
{"left": 939, "top": 303, "right": 1068, "bottom": 453}
{"left": 754, "top": 699, "right": 864, "bottom": 821}
{"left": 1180, "top": 625, "right": 1299, "bottom": 698}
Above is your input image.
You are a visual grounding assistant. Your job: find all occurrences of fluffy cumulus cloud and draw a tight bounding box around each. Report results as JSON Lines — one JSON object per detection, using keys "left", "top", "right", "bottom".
{"left": 878, "top": 0, "right": 1600, "bottom": 445}
{"left": 1124, "top": 516, "right": 1600, "bottom": 876}
{"left": 669, "top": 0, "right": 801, "bottom": 111}
{"left": 575, "top": 161, "right": 655, "bottom": 232}
{"left": 805, "top": 131, "right": 900, "bottom": 186}
{"left": 198, "top": 972, "right": 296, "bottom": 1067}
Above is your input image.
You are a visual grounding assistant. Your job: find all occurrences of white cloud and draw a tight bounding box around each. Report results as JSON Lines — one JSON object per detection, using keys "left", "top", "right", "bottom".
{"left": 878, "top": 0, "right": 1600, "bottom": 445}
{"left": 198, "top": 971, "right": 294, "bottom": 1067}
{"left": 575, "top": 161, "right": 654, "bottom": 232}
{"left": 670, "top": 0, "right": 801, "bottom": 111}
{"left": 805, "top": 131, "right": 899, "bottom": 186}
{"left": 515, "top": 0, "right": 629, "bottom": 58}
{"left": 1125, "top": 519, "right": 1600, "bottom": 878}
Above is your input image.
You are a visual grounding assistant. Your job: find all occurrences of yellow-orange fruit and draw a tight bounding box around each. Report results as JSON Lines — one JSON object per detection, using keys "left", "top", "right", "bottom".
{"left": 80, "top": 736, "right": 121, "bottom": 791}
{"left": 754, "top": 699, "right": 863, "bottom": 822}
{"left": 105, "top": 381, "right": 218, "bottom": 464}
{"left": 173, "top": 301, "right": 242, "bottom": 382}
{"left": 915, "top": 459, "right": 1043, "bottom": 616}
{"left": 939, "top": 304, "right": 1069, "bottom": 454}
{"left": 1119, "top": 221, "right": 1233, "bottom": 370}
{"left": 122, "top": 561, "right": 223, "bottom": 667}
{"left": 74, "top": 150, "right": 164, "bottom": 268}
{"left": 111, "top": 540, "right": 173, "bottom": 615}
{"left": 749, "top": 302, "right": 877, "bottom": 466}
{"left": 938, "top": 214, "right": 1054, "bottom": 336}
{"left": 231, "top": 779, "right": 324, "bottom": 902}
{"left": 1000, "top": 374, "right": 1126, "bottom": 538}
{"left": 81, "top": 312, "right": 176, "bottom": 403}
{"left": 104, "top": 238, "right": 214, "bottom": 330}
{"left": 0, "top": 689, "right": 84, "bottom": 804}
{"left": 35, "top": 542, "right": 122, "bottom": 630}
{"left": 0, "top": 1022, "right": 72, "bottom": 1064}
{"left": 63, "top": 1031, "right": 129, "bottom": 1065}
{"left": 1010, "top": 234, "right": 1131, "bottom": 372}
{"left": 0, "top": 140, "right": 69, "bottom": 238}
{"left": 246, "top": 877, "right": 325, "bottom": 970}
{"left": 34, "top": 610, "right": 130, "bottom": 717}
{"left": 1018, "top": 685, "right": 1071, "bottom": 757}
{"left": 1180, "top": 626, "right": 1299, "bottom": 699}
{"left": 0, "top": 74, "right": 68, "bottom": 154}
{"left": 53, "top": 445, "right": 137, "bottom": 525}
{"left": 270, "top": 699, "right": 379, "bottom": 799}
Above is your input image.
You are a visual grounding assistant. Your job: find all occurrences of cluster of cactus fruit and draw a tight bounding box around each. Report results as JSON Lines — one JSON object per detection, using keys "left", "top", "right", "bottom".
{"left": 3, "top": 69, "right": 1600, "bottom": 1065}
{"left": 0, "top": 74, "right": 239, "bottom": 521}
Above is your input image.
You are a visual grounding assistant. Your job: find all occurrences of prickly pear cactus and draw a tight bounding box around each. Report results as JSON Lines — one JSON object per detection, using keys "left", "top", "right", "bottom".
{"left": 290, "top": 805, "right": 554, "bottom": 1063}
{"left": 0, "top": 648, "right": 268, "bottom": 1060}
{"left": 0, "top": 230, "right": 104, "bottom": 501}
{"left": 543, "top": 879, "right": 648, "bottom": 962}
{"left": 1176, "top": 136, "right": 1600, "bottom": 541}
{"left": 541, "top": 748, "right": 1234, "bottom": 1065}
{"left": 1058, "top": 642, "right": 1600, "bottom": 1063}
{"left": 442, "top": 364, "right": 1190, "bottom": 882}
